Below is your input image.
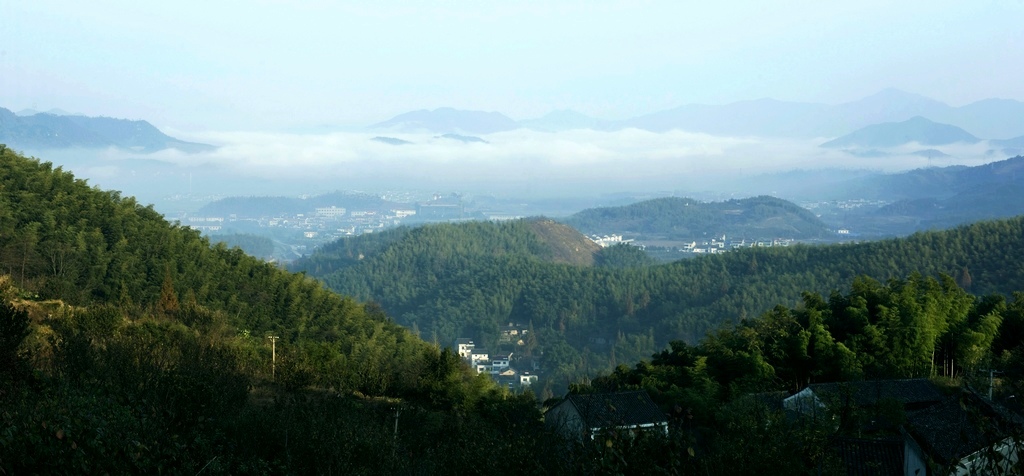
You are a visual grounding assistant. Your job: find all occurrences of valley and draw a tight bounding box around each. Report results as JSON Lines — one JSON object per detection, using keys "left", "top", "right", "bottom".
{"left": 7, "top": 2, "right": 1024, "bottom": 472}
{"left": 5, "top": 144, "right": 1024, "bottom": 473}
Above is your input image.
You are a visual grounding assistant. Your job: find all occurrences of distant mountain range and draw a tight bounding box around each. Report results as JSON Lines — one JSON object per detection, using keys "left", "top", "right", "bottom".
{"left": 991, "top": 135, "right": 1024, "bottom": 157}
{"left": 815, "top": 155, "right": 1024, "bottom": 235}
{"left": 0, "top": 107, "right": 214, "bottom": 153}
{"left": 993, "top": 136, "right": 1024, "bottom": 148}
{"left": 555, "top": 155, "right": 1024, "bottom": 239}
{"left": 839, "top": 155, "right": 1024, "bottom": 202}
{"left": 370, "top": 89, "right": 1024, "bottom": 141}
{"left": 16, "top": 107, "right": 78, "bottom": 116}
{"left": 820, "top": 116, "right": 980, "bottom": 149}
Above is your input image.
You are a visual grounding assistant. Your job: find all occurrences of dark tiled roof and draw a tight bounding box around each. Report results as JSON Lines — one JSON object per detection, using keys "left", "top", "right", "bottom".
{"left": 749, "top": 390, "right": 788, "bottom": 411}
{"left": 808, "top": 379, "right": 942, "bottom": 408}
{"left": 906, "top": 392, "right": 1008, "bottom": 465}
{"left": 566, "top": 390, "right": 667, "bottom": 429}
{"left": 835, "top": 437, "right": 904, "bottom": 476}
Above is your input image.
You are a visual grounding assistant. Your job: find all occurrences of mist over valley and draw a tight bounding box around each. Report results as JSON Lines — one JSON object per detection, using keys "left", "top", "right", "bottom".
{"left": 5, "top": 2, "right": 1024, "bottom": 473}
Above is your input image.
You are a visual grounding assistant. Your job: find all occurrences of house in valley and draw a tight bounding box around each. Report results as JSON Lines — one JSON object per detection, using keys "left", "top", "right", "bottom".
{"left": 784, "top": 378, "right": 942, "bottom": 420}
{"left": 546, "top": 390, "right": 668, "bottom": 440}
{"left": 783, "top": 379, "right": 1021, "bottom": 475}
{"left": 455, "top": 338, "right": 475, "bottom": 359}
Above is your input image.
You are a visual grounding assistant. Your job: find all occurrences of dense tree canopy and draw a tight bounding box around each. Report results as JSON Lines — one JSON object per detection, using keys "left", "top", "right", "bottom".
{"left": 4, "top": 146, "right": 1024, "bottom": 473}
{"left": 0, "top": 148, "right": 562, "bottom": 473}
{"left": 295, "top": 211, "right": 1024, "bottom": 389}
{"left": 563, "top": 195, "right": 833, "bottom": 239}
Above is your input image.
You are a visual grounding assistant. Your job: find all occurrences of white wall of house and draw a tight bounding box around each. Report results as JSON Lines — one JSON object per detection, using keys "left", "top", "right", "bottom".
{"left": 955, "top": 437, "right": 1020, "bottom": 476}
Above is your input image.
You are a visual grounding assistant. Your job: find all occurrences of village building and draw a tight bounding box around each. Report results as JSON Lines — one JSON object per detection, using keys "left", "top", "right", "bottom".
{"left": 546, "top": 390, "right": 668, "bottom": 440}
{"left": 782, "top": 379, "right": 1021, "bottom": 475}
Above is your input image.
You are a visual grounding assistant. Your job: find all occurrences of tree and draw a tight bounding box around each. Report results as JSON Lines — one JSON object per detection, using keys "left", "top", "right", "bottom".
{"left": 524, "top": 320, "right": 538, "bottom": 357}
{"left": 958, "top": 266, "right": 973, "bottom": 291}
{"left": 157, "top": 268, "right": 179, "bottom": 317}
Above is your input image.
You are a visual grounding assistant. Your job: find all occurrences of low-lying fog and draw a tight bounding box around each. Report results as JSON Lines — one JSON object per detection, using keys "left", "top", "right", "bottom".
{"left": 24, "top": 129, "right": 1004, "bottom": 214}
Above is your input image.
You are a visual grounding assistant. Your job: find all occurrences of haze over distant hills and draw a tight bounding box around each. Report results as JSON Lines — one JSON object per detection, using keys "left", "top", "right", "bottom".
{"left": 518, "top": 110, "right": 604, "bottom": 132}
{"left": 785, "top": 155, "right": 1024, "bottom": 236}
{"left": 820, "top": 117, "right": 980, "bottom": 149}
{"left": 0, "top": 107, "right": 214, "bottom": 153}
{"left": 371, "top": 89, "right": 1024, "bottom": 141}
{"left": 991, "top": 135, "right": 1024, "bottom": 155}
{"left": 371, "top": 107, "right": 519, "bottom": 135}
{"left": 16, "top": 108, "right": 78, "bottom": 117}
{"left": 198, "top": 191, "right": 406, "bottom": 218}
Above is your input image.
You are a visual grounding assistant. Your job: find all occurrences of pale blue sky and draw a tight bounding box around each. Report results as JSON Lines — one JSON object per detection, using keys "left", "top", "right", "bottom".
{"left": 2, "top": 0, "right": 1023, "bottom": 131}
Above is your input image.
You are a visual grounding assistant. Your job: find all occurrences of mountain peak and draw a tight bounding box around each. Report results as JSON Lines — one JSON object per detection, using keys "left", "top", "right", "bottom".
{"left": 821, "top": 116, "right": 979, "bottom": 149}
{"left": 0, "top": 106, "right": 214, "bottom": 153}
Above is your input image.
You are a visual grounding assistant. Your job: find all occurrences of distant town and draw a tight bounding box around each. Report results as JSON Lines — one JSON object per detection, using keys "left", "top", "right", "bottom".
{"left": 173, "top": 194, "right": 877, "bottom": 263}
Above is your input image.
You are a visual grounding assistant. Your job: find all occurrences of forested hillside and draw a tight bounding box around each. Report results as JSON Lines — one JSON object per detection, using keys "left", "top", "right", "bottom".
{"left": 563, "top": 195, "right": 833, "bottom": 240}
{"left": 5, "top": 146, "right": 1024, "bottom": 473}
{"left": 834, "top": 156, "right": 1024, "bottom": 235}
{"left": 297, "top": 213, "right": 1024, "bottom": 391}
{"left": 207, "top": 233, "right": 275, "bottom": 260}
{"left": 0, "top": 147, "right": 554, "bottom": 473}
{"left": 577, "top": 275, "right": 1024, "bottom": 474}
{"left": 0, "top": 147, "right": 424, "bottom": 382}
{"left": 862, "top": 155, "right": 1024, "bottom": 201}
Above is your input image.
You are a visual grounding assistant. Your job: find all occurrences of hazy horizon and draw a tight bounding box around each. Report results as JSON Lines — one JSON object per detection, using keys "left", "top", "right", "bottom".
{"left": 4, "top": 1, "right": 1024, "bottom": 132}
{"left": 5, "top": 1, "right": 1024, "bottom": 215}
{"left": 16, "top": 127, "right": 1007, "bottom": 215}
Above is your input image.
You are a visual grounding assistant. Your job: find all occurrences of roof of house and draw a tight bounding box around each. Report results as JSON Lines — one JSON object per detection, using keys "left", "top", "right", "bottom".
{"left": 906, "top": 391, "right": 1016, "bottom": 465}
{"left": 834, "top": 437, "right": 904, "bottom": 476}
{"left": 454, "top": 338, "right": 474, "bottom": 346}
{"left": 804, "top": 379, "right": 943, "bottom": 408}
{"left": 561, "top": 390, "right": 667, "bottom": 429}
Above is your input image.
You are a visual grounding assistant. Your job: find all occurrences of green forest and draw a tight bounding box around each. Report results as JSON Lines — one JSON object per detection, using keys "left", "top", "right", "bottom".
{"left": 562, "top": 195, "right": 834, "bottom": 240}
{"left": 0, "top": 148, "right": 550, "bottom": 473}
{"left": 294, "top": 212, "right": 1024, "bottom": 393}
{"left": 3, "top": 146, "right": 1024, "bottom": 474}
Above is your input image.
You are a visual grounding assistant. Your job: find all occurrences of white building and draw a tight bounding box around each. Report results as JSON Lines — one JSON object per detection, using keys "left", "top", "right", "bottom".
{"left": 454, "top": 338, "right": 475, "bottom": 359}
{"left": 315, "top": 206, "right": 347, "bottom": 218}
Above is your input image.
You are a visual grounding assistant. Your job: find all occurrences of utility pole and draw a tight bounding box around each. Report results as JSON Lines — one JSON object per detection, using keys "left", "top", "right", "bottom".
{"left": 392, "top": 407, "right": 401, "bottom": 460}
{"left": 990, "top": 369, "right": 994, "bottom": 400}
{"left": 267, "top": 335, "right": 279, "bottom": 380}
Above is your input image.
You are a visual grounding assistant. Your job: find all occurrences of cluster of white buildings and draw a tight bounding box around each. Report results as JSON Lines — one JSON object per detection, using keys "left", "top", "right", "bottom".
{"left": 590, "top": 234, "right": 634, "bottom": 247}
{"left": 455, "top": 338, "right": 539, "bottom": 389}
{"left": 185, "top": 216, "right": 225, "bottom": 232}
{"left": 590, "top": 233, "right": 798, "bottom": 255}
{"left": 679, "top": 236, "right": 795, "bottom": 254}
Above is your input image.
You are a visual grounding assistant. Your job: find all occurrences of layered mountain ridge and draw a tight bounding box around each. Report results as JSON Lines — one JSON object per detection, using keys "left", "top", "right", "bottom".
{"left": 370, "top": 89, "right": 1024, "bottom": 142}
{"left": 0, "top": 107, "right": 214, "bottom": 153}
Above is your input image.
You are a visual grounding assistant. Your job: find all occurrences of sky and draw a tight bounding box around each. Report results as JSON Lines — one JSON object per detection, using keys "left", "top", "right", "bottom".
{"left": 3, "top": 0, "right": 1024, "bottom": 132}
